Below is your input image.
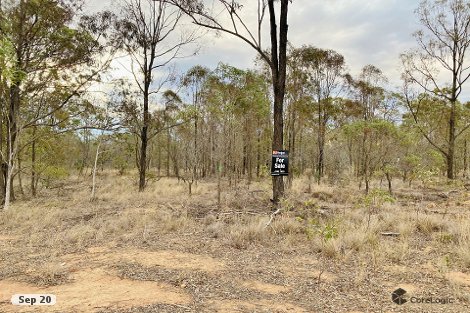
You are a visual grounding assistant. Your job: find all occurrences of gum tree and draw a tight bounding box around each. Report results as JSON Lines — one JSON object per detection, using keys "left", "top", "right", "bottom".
{"left": 401, "top": 0, "right": 470, "bottom": 179}
{"left": 113, "top": 0, "right": 196, "bottom": 191}
{"left": 292, "top": 46, "right": 345, "bottom": 182}
{"left": 0, "top": 0, "right": 110, "bottom": 208}
{"left": 168, "top": 0, "right": 291, "bottom": 203}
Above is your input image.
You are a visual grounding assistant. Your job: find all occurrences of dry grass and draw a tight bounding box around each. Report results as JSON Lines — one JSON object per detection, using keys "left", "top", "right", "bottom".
{"left": 226, "top": 218, "right": 267, "bottom": 249}
{"left": 2, "top": 172, "right": 470, "bottom": 296}
{"left": 415, "top": 215, "right": 450, "bottom": 235}
{"left": 27, "top": 261, "right": 69, "bottom": 286}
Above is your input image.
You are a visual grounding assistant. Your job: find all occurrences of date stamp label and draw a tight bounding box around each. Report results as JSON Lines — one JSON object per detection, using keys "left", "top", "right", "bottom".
{"left": 11, "top": 294, "right": 56, "bottom": 306}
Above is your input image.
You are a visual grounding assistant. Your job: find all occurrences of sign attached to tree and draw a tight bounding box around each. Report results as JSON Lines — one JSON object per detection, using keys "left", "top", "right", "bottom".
{"left": 271, "top": 150, "right": 289, "bottom": 176}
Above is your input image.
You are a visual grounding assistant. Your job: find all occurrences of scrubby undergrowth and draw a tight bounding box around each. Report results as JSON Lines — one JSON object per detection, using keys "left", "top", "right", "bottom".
{"left": 1, "top": 172, "right": 470, "bottom": 312}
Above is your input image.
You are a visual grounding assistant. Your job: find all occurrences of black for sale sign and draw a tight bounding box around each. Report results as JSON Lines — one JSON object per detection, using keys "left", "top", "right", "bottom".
{"left": 271, "top": 150, "right": 289, "bottom": 176}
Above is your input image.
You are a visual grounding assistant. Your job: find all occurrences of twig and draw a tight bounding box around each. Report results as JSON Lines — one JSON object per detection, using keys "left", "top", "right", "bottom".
{"left": 318, "top": 269, "right": 324, "bottom": 283}
{"left": 218, "top": 211, "right": 261, "bottom": 216}
{"left": 380, "top": 232, "right": 400, "bottom": 237}
{"left": 172, "top": 304, "right": 192, "bottom": 310}
{"left": 264, "top": 208, "right": 281, "bottom": 229}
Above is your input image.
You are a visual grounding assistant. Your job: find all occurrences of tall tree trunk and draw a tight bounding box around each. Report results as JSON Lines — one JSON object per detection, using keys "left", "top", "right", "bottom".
{"left": 298, "top": 124, "right": 304, "bottom": 174}
{"left": 139, "top": 88, "right": 150, "bottom": 191}
{"left": 91, "top": 140, "right": 101, "bottom": 200}
{"left": 316, "top": 100, "right": 323, "bottom": 183}
{"left": 17, "top": 153, "right": 24, "bottom": 196}
{"left": 447, "top": 102, "right": 456, "bottom": 180}
{"left": 287, "top": 104, "right": 295, "bottom": 188}
{"left": 0, "top": 163, "right": 6, "bottom": 205}
{"left": 166, "top": 128, "right": 171, "bottom": 177}
{"left": 464, "top": 139, "right": 468, "bottom": 179}
{"left": 317, "top": 127, "right": 325, "bottom": 184}
{"left": 0, "top": 102, "right": 5, "bottom": 203}
{"left": 193, "top": 98, "right": 198, "bottom": 183}
{"left": 5, "top": 84, "right": 19, "bottom": 204}
{"left": 4, "top": 155, "right": 14, "bottom": 210}
{"left": 211, "top": 124, "right": 216, "bottom": 175}
{"left": 386, "top": 172, "right": 392, "bottom": 195}
{"left": 361, "top": 129, "right": 369, "bottom": 194}
{"left": 157, "top": 135, "right": 161, "bottom": 176}
{"left": 268, "top": 0, "right": 288, "bottom": 203}
{"left": 31, "top": 126, "right": 37, "bottom": 197}
{"left": 256, "top": 129, "right": 261, "bottom": 178}
{"left": 217, "top": 160, "right": 221, "bottom": 207}
{"left": 247, "top": 118, "right": 253, "bottom": 185}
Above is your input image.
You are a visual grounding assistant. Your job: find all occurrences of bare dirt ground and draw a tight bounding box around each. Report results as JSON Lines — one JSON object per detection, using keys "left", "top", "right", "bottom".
{"left": 1, "top": 174, "right": 470, "bottom": 312}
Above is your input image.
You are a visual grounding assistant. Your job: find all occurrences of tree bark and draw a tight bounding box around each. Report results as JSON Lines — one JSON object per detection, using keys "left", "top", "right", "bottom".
{"left": 91, "top": 140, "right": 101, "bottom": 200}
{"left": 139, "top": 77, "right": 150, "bottom": 191}
{"left": 464, "top": 139, "right": 468, "bottom": 178}
{"left": 31, "top": 126, "right": 37, "bottom": 197}
{"left": 268, "top": 0, "right": 289, "bottom": 203}
{"left": 166, "top": 127, "right": 171, "bottom": 177}
{"left": 139, "top": 111, "right": 149, "bottom": 191}
{"left": 17, "top": 153, "right": 24, "bottom": 196}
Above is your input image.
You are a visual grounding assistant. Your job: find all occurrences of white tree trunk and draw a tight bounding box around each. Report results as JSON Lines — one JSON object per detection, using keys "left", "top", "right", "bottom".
{"left": 3, "top": 125, "right": 18, "bottom": 210}
{"left": 3, "top": 158, "right": 14, "bottom": 210}
{"left": 91, "top": 140, "right": 101, "bottom": 201}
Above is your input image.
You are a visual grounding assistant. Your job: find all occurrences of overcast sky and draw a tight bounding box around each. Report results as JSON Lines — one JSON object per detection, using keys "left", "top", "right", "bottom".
{"left": 181, "top": 0, "right": 420, "bottom": 87}
{"left": 85, "top": 0, "right": 470, "bottom": 99}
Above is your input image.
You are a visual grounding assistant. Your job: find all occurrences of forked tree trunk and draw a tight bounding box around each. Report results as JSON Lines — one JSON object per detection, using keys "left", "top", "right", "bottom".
{"left": 269, "top": 0, "right": 289, "bottom": 204}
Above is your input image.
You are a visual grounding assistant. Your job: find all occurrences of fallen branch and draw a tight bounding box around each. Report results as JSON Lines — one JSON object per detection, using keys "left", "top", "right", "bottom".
{"left": 218, "top": 211, "right": 261, "bottom": 216}
{"left": 381, "top": 232, "right": 400, "bottom": 237}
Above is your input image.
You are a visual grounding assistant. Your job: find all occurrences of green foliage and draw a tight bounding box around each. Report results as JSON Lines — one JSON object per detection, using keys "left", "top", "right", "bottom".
{"left": 303, "top": 198, "right": 317, "bottom": 209}
{"left": 417, "top": 168, "right": 440, "bottom": 187}
{"left": 304, "top": 218, "right": 338, "bottom": 242}
{"left": 361, "top": 188, "right": 395, "bottom": 210}
{"left": 296, "top": 205, "right": 338, "bottom": 243}
{"left": 42, "top": 166, "right": 69, "bottom": 188}
{"left": 109, "top": 134, "right": 134, "bottom": 175}
{"left": 437, "top": 232, "right": 455, "bottom": 244}
{"left": 0, "top": 37, "right": 26, "bottom": 83}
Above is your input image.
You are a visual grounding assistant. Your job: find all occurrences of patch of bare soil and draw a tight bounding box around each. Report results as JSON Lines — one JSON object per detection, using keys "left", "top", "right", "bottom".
{"left": 238, "top": 279, "right": 289, "bottom": 294}
{"left": 447, "top": 272, "right": 470, "bottom": 288}
{"left": 61, "top": 246, "right": 224, "bottom": 273}
{"left": 0, "top": 246, "right": 226, "bottom": 312}
{"left": 208, "top": 299, "right": 309, "bottom": 312}
{"left": 278, "top": 256, "right": 336, "bottom": 283}
{"left": 0, "top": 268, "right": 190, "bottom": 313}
{"left": 0, "top": 235, "right": 17, "bottom": 241}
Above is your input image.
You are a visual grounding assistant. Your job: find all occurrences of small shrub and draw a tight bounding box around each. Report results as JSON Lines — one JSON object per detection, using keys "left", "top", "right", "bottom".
{"left": 437, "top": 232, "right": 455, "bottom": 244}
{"left": 321, "top": 239, "right": 341, "bottom": 259}
{"left": 206, "top": 221, "right": 225, "bottom": 238}
{"left": 271, "top": 217, "right": 304, "bottom": 235}
{"left": 227, "top": 219, "right": 266, "bottom": 249}
{"left": 28, "top": 262, "right": 68, "bottom": 286}
{"left": 415, "top": 216, "right": 448, "bottom": 235}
